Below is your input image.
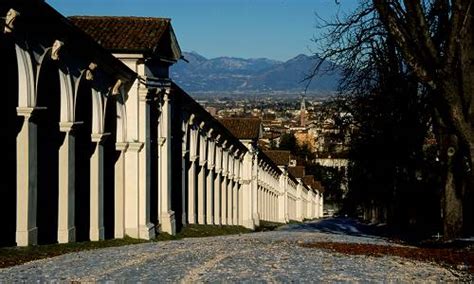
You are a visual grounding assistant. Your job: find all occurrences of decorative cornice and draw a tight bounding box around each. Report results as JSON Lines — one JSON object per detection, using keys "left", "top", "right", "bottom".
{"left": 59, "top": 121, "right": 77, "bottom": 132}
{"left": 115, "top": 142, "right": 129, "bottom": 151}
{"left": 16, "top": 107, "right": 47, "bottom": 118}
{"left": 51, "top": 40, "right": 64, "bottom": 61}
{"left": 128, "top": 141, "right": 144, "bottom": 152}
{"left": 91, "top": 132, "right": 110, "bottom": 143}
{"left": 4, "top": 9, "right": 19, "bottom": 33}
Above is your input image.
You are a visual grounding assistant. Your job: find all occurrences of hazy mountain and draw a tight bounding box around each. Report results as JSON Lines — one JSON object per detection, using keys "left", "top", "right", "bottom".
{"left": 170, "top": 51, "right": 341, "bottom": 95}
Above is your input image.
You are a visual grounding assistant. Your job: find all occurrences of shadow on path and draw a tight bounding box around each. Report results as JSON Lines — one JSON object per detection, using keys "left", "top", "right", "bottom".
{"left": 278, "top": 217, "right": 387, "bottom": 239}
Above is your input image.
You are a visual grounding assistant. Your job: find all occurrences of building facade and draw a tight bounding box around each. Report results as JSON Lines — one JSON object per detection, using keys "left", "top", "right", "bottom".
{"left": 0, "top": 0, "right": 323, "bottom": 247}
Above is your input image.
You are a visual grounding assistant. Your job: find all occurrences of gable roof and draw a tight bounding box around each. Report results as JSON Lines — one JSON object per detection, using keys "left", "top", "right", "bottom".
{"left": 218, "top": 118, "right": 262, "bottom": 140}
{"left": 263, "top": 150, "right": 291, "bottom": 166}
{"left": 288, "top": 166, "right": 305, "bottom": 179}
{"left": 69, "top": 16, "right": 181, "bottom": 60}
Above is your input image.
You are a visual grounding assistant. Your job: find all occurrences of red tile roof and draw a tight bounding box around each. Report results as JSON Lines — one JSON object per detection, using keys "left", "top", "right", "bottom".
{"left": 218, "top": 118, "right": 262, "bottom": 140}
{"left": 302, "top": 175, "right": 324, "bottom": 193}
{"left": 263, "top": 150, "right": 291, "bottom": 166}
{"left": 288, "top": 166, "right": 305, "bottom": 178}
{"left": 68, "top": 16, "right": 170, "bottom": 53}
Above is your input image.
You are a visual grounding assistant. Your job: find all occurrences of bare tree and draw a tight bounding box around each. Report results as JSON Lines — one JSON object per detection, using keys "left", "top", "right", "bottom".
{"left": 373, "top": 0, "right": 473, "bottom": 239}
{"left": 311, "top": 1, "right": 473, "bottom": 239}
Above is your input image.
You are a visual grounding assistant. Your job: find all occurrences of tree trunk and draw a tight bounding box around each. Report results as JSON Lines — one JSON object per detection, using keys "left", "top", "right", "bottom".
{"left": 442, "top": 163, "right": 464, "bottom": 239}
{"left": 433, "top": 112, "right": 467, "bottom": 240}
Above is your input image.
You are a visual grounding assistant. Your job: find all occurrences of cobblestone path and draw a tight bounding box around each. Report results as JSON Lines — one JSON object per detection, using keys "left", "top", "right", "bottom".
{"left": 0, "top": 219, "right": 471, "bottom": 282}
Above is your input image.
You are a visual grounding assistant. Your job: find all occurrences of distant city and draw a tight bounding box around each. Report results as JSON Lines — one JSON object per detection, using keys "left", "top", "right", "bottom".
{"left": 170, "top": 51, "right": 341, "bottom": 97}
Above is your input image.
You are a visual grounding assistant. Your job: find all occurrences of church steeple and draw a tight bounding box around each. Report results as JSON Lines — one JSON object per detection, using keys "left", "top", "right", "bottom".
{"left": 300, "top": 95, "right": 306, "bottom": 127}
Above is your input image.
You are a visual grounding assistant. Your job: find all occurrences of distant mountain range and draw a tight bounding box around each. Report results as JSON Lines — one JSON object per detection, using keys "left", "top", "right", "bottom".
{"left": 170, "top": 52, "right": 341, "bottom": 96}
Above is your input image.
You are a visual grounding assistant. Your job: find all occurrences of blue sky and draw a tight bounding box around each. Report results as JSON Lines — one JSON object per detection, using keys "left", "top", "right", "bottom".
{"left": 46, "top": 0, "right": 358, "bottom": 61}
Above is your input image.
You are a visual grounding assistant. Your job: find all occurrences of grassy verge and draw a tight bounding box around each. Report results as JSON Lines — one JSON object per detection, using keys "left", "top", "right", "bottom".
{"left": 0, "top": 225, "right": 253, "bottom": 269}
{"left": 0, "top": 237, "right": 147, "bottom": 268}
{"left": 255, "top": 221, "right": 286, "bottom": 232}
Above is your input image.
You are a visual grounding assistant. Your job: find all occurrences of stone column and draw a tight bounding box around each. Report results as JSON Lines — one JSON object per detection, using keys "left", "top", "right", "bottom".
{"left": 278, "top": 173, "right": 287, "bottom": 223}
{"left": 214, "top": 144, "right": 222, "bottom": 225}
{"left": 296, "top": 182, "right": 303, "bottom": 222}
{"left": 114, "top": 142, "right": 128, "bottom": 239}
{"left": 232, "top": 155, "right": 239, "bottom": 225}
{"left": 252, "top": 157, "right": 260, "bottom": 227}
{"left": 197, "top": 129, "right": 207, "bottom": 224}
{"left": 227, "top": 151, "right": 234, "bottom": 225}
{"left": 232, "top": 178, "right": 238, "bottom": 225}
{"left": 58, "top": 122, "right": 76, "bottom": 243}
{"left": 221, "top": 146, "right": 229, "bottom": 225}
{"left": 16, "top": 108, "right": 38, "bottom": 246}
{"left": 181, "top": 121, "right": 189, "bottom": 226}
{"left": 159, "top": 90, "right": 175, "bottom": 235}
{"left": 221, "top": 175, "right": 228, "bottom": 225}
{"left": 206, "top": 134, "right": 215, "bottom": 224}
{"left": 238, "top": 182, "right": 243, "bottom": 225}
{"left": 320, "top": 193, "right": 324, "bottom": 218}
{"left": 241, "top": 152, "right": 254, "bottom": 229}
{"left": 188, "top": 126, "right": 199, "bottom": 224}
{"left": 90, "top": 133, "right": 105, "bottom": 241}
{"left": 124, "top": 142, "right": 142, "bottom": 238}
{"left": 307, "top": 190, "right": 313, "bottom": 220}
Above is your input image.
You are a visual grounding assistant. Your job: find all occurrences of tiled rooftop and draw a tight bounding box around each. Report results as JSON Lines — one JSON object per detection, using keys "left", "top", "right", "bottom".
{"left": 263, "top": 150, "right": 291, "bottom": 166}
{"left": 69, "top": 16, "right": 170, "bottom": 53}
{"left": 288, "top": 166, "right": 305, "bottom": 178}
{"left": 218, "top": 118, "right": 262, "bottom": 140}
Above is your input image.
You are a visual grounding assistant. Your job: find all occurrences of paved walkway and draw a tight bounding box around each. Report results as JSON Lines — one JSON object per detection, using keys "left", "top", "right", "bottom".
{"left": 0, "top": 218, "right": 470, "bottom": 282}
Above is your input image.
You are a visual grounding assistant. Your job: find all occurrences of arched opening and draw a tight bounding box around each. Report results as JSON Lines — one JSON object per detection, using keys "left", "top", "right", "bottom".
{"left": 36, "top": 55, "right": 61, "bottom": 245}
{"left": 74, "top": 79, "right": 94, "bottom": 242}
{"left": 0, "top": 35, "right": 21, "bottom": 247}
{"left": 103, "top": 96, "right": 119, "bottom": 239}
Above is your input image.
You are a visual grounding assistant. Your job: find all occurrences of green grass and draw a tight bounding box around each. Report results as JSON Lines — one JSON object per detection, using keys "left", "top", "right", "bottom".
{"left": 0, "top": 225, "right": 254, "bottom": 269}
{"left": 0, "top": 237, "right": 147, "bottom": 268}
{"left": 176, "top": 224, "right": 253, "bottom": 238}
{"left": 0, "top": 222, "right": 293, "bottom": 269}
{"left": 255, "top": 220, "right": 286, "bottom": 232}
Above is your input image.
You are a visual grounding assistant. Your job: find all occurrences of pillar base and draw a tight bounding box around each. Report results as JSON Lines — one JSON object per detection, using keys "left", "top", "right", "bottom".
{"left": 181, "top": 213, "right": 187, "bottom": 227}
{"left": 214, "top": 217, "right": 221, "bottom": 226}
{"left": 243, "top": 219, "right": 255, "bottom": 230}
{"left": 115, "top": 231, "right": 124, "bottom": 239}
{"left": 139, "top": 223, "right": 156, "bottom": 240}
{"left": 16, "top": 227, "right": 38, "bottom": 247}
{"left": 160, "top": 210, "right": 176, "bottom": 235}
{"left": 206, "top": 216, "right": 214, "bottom": 225}
{"left": 58, "top": 227, "right": 76, "bottom": 244}
{"left": 188, "top": 213, "right": 197, "bottom": 225}
{"left": 253, "top": 213, "right": 260, "bottom": 227}
{"left": 198, "top": 215, "right": 206, "bottom": 225}
{"left": 125, "top": 228, "right": 138, "bottom": 238}
{"left": 90, "top": 226, "right": 104, "bottom": 241}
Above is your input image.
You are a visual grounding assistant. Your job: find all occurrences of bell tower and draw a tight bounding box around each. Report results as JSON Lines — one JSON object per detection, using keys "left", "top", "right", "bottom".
{"left": 300, "top": 95, "right": 306, "bottom": 127}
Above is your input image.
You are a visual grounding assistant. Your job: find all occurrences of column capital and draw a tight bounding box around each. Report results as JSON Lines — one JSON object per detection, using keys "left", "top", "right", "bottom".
{"left": 59, "top": 121, "right": 82, "bottom": 132}
{"left": 16, "top": 107, "right": 47, "bottom": 118}
{"left": 182, "top": 149, "right": 189, "bottom": 158}
{"left": 91, "top": 132, "right": 110, "bottom": 143}
{"left": 116, "top": 142, "right": 129, "bottom": 151}
{"left": 128, "top": 141, "right": 144, "bottom": 152}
